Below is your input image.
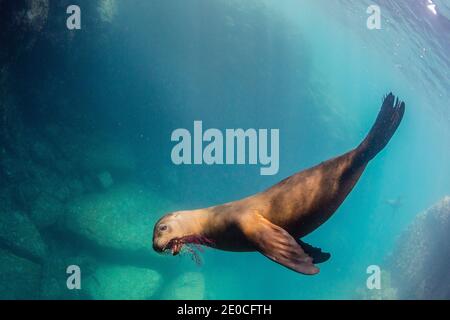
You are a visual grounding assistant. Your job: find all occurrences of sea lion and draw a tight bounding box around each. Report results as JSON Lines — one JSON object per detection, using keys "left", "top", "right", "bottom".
{"left": 153, "top": 93, "right": 405, "bottom": 275}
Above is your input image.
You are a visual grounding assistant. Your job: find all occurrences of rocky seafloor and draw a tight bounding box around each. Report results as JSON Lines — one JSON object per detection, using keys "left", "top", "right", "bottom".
{"left": 0, "top": 104, "right": 205, "bottom": 299}
{"left": 0, "top": 0, "right": 208, "bottom": 300}
{"left": 0, "top": 101, "right": 206, "bottom": 299}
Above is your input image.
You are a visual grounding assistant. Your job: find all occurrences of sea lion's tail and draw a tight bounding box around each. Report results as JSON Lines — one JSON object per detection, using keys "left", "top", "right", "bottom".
{"left": 357, "top": 93, "right": 405, "bottom": 163}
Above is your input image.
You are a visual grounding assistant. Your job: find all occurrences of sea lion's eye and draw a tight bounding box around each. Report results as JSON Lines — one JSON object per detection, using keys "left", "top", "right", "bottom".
{"left": 159, "top": 225, "right": 168, "bottom": 232}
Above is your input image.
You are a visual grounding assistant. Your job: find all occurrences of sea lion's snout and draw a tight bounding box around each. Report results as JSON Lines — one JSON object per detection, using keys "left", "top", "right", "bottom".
{"left": 152, "top": 241, "right": 163, "bottom": 253}
{"left": 152, "top": 212, "right": 185, "bottom": 255}
{"left": 152, "top": 223, "right": 170, "bottom": 254}
{"left": 153, "top": 237, "right": 183, "bottom": 256}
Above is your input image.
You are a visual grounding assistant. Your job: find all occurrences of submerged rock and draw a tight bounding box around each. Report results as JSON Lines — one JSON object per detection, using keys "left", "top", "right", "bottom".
{"left": 30, "top": 193, "right": 64, "bottom": 228}
{"left": 15, "top": 160, "right": 79, "bottom": 204}
{"left": 0, "top": 210, "right": 47, "bottom": 261}
{"left": 97, "top": 170, "right": 114, "bottom": 189}
{"left": 389, "top": 196, "right": 450, "bottom": 299}
{"left": 0, "top": 248, "right": 42, "bottom": 300}
{"left": 64, "top": 185, "right": 173, "bottom": 255}
{"left": 30, "top": 139, "right": 55, "bottom": 165}
{"left": 85, "top": 265, "right": 162, "bottom": 300}
{"left": 40, "top": 251, "right": 97, "bottom": 300}
{"left": 22, "top": 0, "right": 49, "bottom": 32}
{"left": 98, "top": 0, "right": 118, "bottom": 23}
{"left": 162, "top": 272, "right": 205, "bottom": 300}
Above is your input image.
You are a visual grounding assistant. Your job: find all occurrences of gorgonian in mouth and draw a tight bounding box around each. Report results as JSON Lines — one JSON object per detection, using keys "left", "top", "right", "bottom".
{"left": 163, "top": 235, "right": 215, "bottom": 265}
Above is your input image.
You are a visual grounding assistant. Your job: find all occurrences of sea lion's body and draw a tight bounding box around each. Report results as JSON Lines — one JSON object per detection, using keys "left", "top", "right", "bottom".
{"left": 198, "top": 148, "right": 366, "bottom": 252}
{"left": 153, "top": 93, "right": 405, "bottom": 274}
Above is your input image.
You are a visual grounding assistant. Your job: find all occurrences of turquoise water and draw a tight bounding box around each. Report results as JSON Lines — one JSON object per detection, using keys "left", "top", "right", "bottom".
{"left": 1, "top": 0, "right": 449, "bottom": 299}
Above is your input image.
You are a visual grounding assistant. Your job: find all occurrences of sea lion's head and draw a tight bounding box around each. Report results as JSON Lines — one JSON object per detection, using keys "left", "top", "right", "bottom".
{"left": 152, "top": 211, "right": 193, "bottom": 256}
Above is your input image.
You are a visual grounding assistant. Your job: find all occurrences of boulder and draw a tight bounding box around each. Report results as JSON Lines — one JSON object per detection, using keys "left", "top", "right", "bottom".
{"left": 98, "top": 0, "right": 118, "bottom": 23}
{"left": 0, "top": 210, "right": 47, "bottom": 261}
{"left": 162, "top": 272, "right": 205, "bottom": 300}
{"left": 84, "top": 264, "right": 162, "bottom": 300}
{"left": 30, "top": 138, "right": 55, "bottom": 165}
{"left": 389, "top": 196, "right": 450, "bottom": 299}
{"left": 16, "top": 163, "right": 80, "bottom": 204}
{"left": 40, "top": 252, "right": 98, "bottom": 300}
{"left": 0, "top": 248, "right": 42, "bottom": 299}
{"left": 97, "top": 170, "right": 114, "bottom": 189}
{"left": 30, "top": 193, "right": 64, "bottom": 228}
{"left": 64, "top": 184, "right": 173, "bottom": 256}
{"left": 22, "top": 0, "right": 49, "bottom": 32}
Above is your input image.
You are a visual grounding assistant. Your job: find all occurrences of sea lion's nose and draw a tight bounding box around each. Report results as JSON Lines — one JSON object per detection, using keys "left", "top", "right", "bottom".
{"left": 152, "top": 241, "right": 163, "bottom": 253}
{"left": 153, "top": 240, "right": 163, "bottom": 253}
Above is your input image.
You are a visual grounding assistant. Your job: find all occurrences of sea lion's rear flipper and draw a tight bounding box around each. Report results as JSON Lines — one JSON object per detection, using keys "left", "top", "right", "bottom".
{"left": 357, "top": 93, "right": 405, "bottom": 163}
{"left": 297, "top": 239, "right": 331, "bottom": 264}
{"left": 240, "top": 214, "right": 319, "bottom": 275}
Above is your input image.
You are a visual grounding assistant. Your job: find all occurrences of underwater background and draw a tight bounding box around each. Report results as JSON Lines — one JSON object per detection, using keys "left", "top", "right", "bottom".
{"left": 0, "top": 0, "right": 449, "bottom": 300}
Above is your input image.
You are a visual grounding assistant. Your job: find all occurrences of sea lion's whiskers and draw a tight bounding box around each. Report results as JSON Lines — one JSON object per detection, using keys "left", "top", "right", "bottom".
{"left": 184, "top": 244, "right": 202, "bottom": 265}
{"left": 178, "top": 235, "right": 215, "bottom": 265}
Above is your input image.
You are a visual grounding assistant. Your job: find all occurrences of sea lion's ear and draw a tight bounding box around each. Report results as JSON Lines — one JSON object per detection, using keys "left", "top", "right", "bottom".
{"left": 239, "top": 214, "right": 319, "bottom": 275}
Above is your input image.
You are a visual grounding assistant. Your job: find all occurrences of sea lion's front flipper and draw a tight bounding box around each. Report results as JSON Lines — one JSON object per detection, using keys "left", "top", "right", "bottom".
{"left": 297, "top": 239, "right": 331, "bottom": 264}
{"left": 240, "top": 214, "right": 319, "bottom": 275}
